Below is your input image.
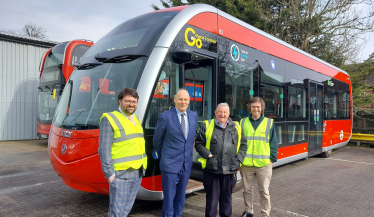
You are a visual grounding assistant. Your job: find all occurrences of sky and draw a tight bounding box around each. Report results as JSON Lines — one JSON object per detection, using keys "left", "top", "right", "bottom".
{"left": 0, "top": 0, "right": 373, "bottom": 62}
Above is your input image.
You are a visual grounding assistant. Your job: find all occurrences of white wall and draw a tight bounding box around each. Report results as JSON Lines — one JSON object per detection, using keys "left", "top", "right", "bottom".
{"left": 0, "top": 40, "right": 49, "bottom": 141}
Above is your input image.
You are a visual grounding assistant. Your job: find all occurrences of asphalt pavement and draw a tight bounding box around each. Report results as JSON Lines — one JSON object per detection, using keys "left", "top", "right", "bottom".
{"left": 0, "top": 140, "right": 374, "bottom": 217}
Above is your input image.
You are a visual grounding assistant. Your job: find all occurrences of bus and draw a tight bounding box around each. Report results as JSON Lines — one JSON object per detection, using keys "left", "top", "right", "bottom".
{"left": 37, "top": 40, "right": 93, "bottom": 139}
{"left": 48, "top": 4, "right": 352, "bottom": 199}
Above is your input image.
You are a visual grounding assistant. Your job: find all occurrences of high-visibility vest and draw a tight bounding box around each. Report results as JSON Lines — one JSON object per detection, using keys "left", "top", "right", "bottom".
{"left": 198, "top": 119, "right": 241, "bottom": 169}
{"left": 241, "top": 117, "right": 273, "bottom": 167}
{"left": 100, "top": 111, "right": 147, "bottom": 170}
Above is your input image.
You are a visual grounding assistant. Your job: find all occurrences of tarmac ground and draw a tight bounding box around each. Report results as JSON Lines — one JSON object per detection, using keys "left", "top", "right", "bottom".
{"left": 0, "top": 140, "right": 374, "bottom": 217}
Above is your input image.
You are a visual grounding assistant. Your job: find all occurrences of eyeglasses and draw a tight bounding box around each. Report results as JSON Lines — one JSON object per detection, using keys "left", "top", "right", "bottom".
{"left": 123, "top": 100, "right": 138, "bottom": 105}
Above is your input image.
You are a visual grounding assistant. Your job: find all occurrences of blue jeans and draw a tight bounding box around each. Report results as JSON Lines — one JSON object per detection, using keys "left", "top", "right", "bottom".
{"left": 108, "top": 169, "right": 142, "bottom": 217}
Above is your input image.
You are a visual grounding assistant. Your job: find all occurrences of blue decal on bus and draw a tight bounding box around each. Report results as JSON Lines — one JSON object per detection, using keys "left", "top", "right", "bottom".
{"left": 271, "top": 60, "right": 276, "bottom": 70}
{"left": 152, "top": 150, "right": 159, "bottom": 160}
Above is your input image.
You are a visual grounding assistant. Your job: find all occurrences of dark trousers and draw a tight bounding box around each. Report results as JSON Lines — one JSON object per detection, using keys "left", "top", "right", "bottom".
{"left": 203, "top": 171, "right": 236, "bottom": 217}
{"left": 161, "top": 166, "right": 191, "bottom": 217}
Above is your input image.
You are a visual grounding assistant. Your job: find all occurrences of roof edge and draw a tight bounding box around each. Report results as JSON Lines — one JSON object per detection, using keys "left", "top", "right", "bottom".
{"left": 216, "top": 9, "right": 348, "bottom": 76}
{"left": 0, "top": 32, "right": 59, "bottom": 48}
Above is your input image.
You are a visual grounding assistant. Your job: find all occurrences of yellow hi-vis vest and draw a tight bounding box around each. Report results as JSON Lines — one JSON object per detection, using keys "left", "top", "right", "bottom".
{"left": 100, "top": 111, "right": 147, "bottom": 171}
{"left": 198, "top": 119, "right": 242, "bottom": 169}
{"left": 241, "top": 117, "right": 273, "bottom": 167}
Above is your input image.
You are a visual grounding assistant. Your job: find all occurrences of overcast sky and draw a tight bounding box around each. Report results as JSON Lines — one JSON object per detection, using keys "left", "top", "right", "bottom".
{"left": 1, "top": 0, "right": 373, "bottom": 61}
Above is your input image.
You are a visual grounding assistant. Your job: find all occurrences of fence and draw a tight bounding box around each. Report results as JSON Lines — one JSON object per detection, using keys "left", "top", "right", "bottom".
{"left": 353, "top": 108, "right": 374, "bottom": 134}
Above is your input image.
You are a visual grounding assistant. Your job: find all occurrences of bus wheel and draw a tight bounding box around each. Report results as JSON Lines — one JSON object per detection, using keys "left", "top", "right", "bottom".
{"left": 233, "top": 180, "right": 244, "bottom": 193}
{"left": 320, "top": 149, "right": 332, "bottom": 158}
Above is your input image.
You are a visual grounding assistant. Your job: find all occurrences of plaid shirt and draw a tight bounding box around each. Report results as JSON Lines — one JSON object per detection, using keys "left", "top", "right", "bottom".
{"left": 216, "top": 118, "right": 229, "bottom": 129}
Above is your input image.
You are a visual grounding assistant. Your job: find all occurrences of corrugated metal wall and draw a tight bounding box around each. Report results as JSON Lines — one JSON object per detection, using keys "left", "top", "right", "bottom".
{"left": 0, "top": 40, "right": 49, "bottom": 141}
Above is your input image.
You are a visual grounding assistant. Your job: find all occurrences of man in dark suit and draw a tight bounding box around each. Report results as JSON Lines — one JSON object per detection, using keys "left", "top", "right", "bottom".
{"left": 153, "top": 88, "right": 198, "bottom": 217}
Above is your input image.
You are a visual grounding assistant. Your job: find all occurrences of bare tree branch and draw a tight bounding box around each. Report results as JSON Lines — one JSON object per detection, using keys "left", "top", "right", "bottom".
{"left": 1, "top": 23, "right": 49, "bottom": 40}
{"left": 257, "top": 0, "right": 374, "bottom": 66}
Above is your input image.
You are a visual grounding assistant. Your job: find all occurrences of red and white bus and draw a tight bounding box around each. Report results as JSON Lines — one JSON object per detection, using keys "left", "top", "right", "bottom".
{"left": 37, "top": 40, "right": 93, "bottom": 139}
{"left": 48, "top": 4, "right": 352, "bottom": 200}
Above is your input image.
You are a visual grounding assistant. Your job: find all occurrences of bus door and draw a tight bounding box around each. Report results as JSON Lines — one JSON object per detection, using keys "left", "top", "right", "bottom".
{"left": 183, "top": 53, "right": 216, "bottom": 180}
{"left": 308, "top": 81, "right": 324, "bottom": 156}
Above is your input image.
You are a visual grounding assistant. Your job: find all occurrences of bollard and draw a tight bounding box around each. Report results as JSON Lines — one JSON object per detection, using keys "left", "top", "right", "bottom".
{"left": 357, "top": 141, "right": 360, "bottom": 147}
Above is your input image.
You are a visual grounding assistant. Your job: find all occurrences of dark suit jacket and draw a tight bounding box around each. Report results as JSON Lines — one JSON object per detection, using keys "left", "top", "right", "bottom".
{"left": 153, "top": 108, "right": 198, "bottom": 173}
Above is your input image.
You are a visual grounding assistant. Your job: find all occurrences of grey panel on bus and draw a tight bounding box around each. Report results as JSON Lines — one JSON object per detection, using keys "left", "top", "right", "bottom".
{"left": 137, "top": 186, "right": 163, "bottom": 200}
{"left": 138, "top": 4, "right": 218, "bottom": 122}
{"left": 272, "top": 152, "right": 308, "bottom": 168}
{"left": 135, "top": 47, "right": 169, "bottom": 122}
{"left": 323, "top": 140, "right": 349, "bottom": 152}
{"left": 155, "top": 4, "right": 217, "bottom": 48}
{"left": 0, "top": 40, "right": 50, "bottom": 141}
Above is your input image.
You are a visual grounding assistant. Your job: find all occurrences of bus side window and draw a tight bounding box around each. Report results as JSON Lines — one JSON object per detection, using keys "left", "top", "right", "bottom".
{"left": 71, "top": 45, "right": 90, "bottom": 65}
{"left": 221, "top": 63, "right": 254, "bottom": 121}
{"left": 145, "top": 60, "right": 179, "bottom": 129}
{"left": 338, "top": 81, "right": 350, "bottom": 119}
{"left": 287, "top": 85, "right": 306, "bottom": 120}
{"left": 324, "top": 79, "right": 338, "bottom": 120}
{"left": 274, "top": 123, "right": 285, "bottom": 147}
{"left": 261, "top": 84, "right": 284, "bottom": 120}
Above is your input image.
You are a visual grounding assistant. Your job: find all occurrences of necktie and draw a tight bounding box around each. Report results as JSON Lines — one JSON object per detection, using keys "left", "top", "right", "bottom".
{"left": 181, "top": 113, "right": 186, "bottom": 138}
{"left": 128, "top": 115, "right": 135, "bottom": 126}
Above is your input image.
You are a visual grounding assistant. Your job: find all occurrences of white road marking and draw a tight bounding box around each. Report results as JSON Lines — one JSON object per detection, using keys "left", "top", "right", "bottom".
{"left": 274, "top": 208, "right": 309, "bottom": 217}
{"left": 0, "top": 180, "right": 61, "bottom": 195}
{"left": 325, "top": 158, "right": 374, "bottom": 165}
{"left": 0, "top": 171, "right": 35, "bottom": 179}
{"left": 233, "top": 197, "right": 309, "bottom": 217}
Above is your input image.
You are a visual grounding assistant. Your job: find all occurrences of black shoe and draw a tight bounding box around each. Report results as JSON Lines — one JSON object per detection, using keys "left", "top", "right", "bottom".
{"left": 241, "top": 211, "right": 253, "bottom": 217}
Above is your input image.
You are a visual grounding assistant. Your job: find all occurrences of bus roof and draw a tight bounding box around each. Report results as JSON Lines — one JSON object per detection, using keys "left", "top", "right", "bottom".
{"left": 155, "top": 4, "right": 349, "bottom": 78}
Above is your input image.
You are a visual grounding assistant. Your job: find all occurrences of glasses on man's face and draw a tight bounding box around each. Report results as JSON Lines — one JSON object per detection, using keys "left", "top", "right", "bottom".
{"left": 123, "top": 100, "right": 138, "bottom": 105}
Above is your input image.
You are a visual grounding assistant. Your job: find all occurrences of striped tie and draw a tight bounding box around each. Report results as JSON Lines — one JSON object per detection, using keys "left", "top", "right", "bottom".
{"left": 181, "top": 113, "right": 186, "bottom": 138}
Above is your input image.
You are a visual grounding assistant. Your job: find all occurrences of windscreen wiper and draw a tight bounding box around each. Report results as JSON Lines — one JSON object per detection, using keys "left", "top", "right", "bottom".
{"left": 72, "top": 62, "right": 81, "bottom": 67}
{"left": 94, "top": 54, "right": 145, "bottom": 63}
{"left": 76, "top": 62, "right": 103, "bottom": 70}
{"left": 69, "top": 123, "right": 99, "bottom": 129}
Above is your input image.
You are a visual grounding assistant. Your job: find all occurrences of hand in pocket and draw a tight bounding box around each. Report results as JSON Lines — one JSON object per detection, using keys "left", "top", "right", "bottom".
{"left": 206, "top": 155, "right": 218, "bottom": 171}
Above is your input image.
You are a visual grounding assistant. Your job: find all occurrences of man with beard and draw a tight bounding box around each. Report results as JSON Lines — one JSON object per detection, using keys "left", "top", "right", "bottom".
{"left": 98, "top": 88, "right": 147, "bottom": 217}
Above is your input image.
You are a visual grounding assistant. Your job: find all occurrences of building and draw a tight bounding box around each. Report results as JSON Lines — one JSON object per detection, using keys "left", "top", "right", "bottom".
{"left": 0, "top": 32, "right": 58, "bottom": 141}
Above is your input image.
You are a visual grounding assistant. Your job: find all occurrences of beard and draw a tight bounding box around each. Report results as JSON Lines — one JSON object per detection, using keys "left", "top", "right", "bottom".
{"left": 121, "top": 105, "right": 137, "bottom": 115}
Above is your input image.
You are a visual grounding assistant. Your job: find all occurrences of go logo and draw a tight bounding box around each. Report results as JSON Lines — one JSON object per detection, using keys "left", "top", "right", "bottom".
{"left": 185, "top": 27, "right": 202, "bottom": 48}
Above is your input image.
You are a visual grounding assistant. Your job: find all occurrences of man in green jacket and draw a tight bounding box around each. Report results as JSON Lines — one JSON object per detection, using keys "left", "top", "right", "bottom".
{"left": 241, "top": 97, "right": 278, "bottom": 217}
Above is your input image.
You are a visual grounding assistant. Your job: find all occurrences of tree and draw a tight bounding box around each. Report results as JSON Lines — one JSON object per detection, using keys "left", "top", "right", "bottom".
{"left": 1, "top": 23, "right": 49, "bottom": 40}
{"left": 365, "top": 52, "right": 374, "bottom": 63}
{"left": 256, "top": 0, "right": 374, "bottom": 66}
{"left": 151, "top": 0, "right": 186, "bottom": 10}
{"left": 344, "top": 55, "right": 374, "bottom": 106}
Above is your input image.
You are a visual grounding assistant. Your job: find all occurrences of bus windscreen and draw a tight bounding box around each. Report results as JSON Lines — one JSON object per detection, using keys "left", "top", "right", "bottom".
{"left": 79, "top": 11, "right": 179, "bottom": 65}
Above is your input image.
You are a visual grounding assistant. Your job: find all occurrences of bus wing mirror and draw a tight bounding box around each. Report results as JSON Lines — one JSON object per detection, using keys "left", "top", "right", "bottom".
{"left": 171, "top": 48, "right": 193, "bottom": 64}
